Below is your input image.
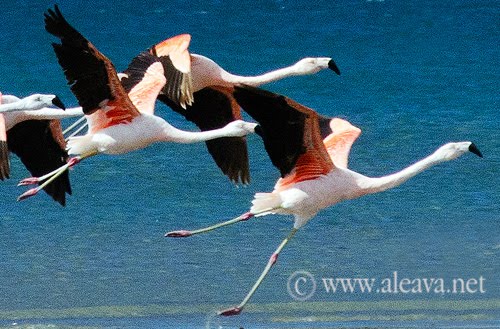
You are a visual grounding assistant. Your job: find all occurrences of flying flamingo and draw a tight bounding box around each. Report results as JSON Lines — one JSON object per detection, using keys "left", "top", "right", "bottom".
{"left": 63, "top": 35, "right": 341, "bottom": 184}
{"left": 149, "top": 35, "right": 340, "bottom": 184}
{"left": 148, "top": 34, "right": 339, "bottom": 110}
{"left": 16, "top": 6, "right": 257, "bottom": 202}
{"left": 0, "top": 92, "right": 82, "bottom": 205}
{"left": 166, "top": 85, "right": 483, "bottom": 316}
{"left": 148, "top": 34, "right": 340, "bottom": 109}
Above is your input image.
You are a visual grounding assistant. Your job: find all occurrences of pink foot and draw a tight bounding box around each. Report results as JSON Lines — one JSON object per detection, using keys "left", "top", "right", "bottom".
{"left": 68, "top": 157, "right": 81, "bottom": 168}
{"left": 270, "top": 253, "right": 279, "bottom": 266}
{"left": 164, "top": 230, "right": 193, "bottom": 238}
{"left": 17, "top": 188, "right": 39, "bottom": 201}
{"left": 241, "top": 212, "right": 254, "bottom": 221}
{"left": 218, "top": 307, "right": 242, "bottom": 316}
{"left": 18, "top": 177, "right": 40, "bottom": 186}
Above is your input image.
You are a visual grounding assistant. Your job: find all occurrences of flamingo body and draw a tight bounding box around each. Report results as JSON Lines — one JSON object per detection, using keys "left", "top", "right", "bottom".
{"left": 67, "top": 113, "right": 184, "bottom": 155}
{"left": 44, "top": 5, "right": 255, "bottom": 157}
{"left": 252, "top": 167, "right": 369, "bottom": 227}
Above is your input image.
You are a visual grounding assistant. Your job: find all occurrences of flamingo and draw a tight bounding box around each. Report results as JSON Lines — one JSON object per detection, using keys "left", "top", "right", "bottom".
{"left": 0, "top": 92, "right": 82, "bottom": 205}
{"left": 63, "top": 35, "right": 341, "bottom": 184}
{"left": 147, "top": 34, "right": 340, "bottom": 109}
{"left": 166, "top": 85, "right": 483, "bottom": 316}
{"left": 16, "top": 6, "right": 257, "bottom": 202}
{"left": 149, "top": 35, "right": 340, "bottom": 184}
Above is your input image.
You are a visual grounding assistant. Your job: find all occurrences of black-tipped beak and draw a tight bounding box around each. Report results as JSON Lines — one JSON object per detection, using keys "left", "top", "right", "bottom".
{"left": 328, "top": 59, "right": 341, "bottom": 75}
{"left": 469, "top": 143, "right": 483, "bottom": 158}
{"left": 254, "top": 125, "right": 263, "bottom": 138}
{"left": 52, "top": 96, "right": 66, "bottom": 110}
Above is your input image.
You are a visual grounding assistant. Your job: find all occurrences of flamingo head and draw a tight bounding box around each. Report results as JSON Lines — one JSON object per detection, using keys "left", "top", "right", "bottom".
{"left": 26, "top": 94, "right": 66, "bottom": 110}
{"left": 293, "top": 57, "right": 341, "bottom": 75}
{"left": 433, "top": 141, "right": 483, "bottom": 161}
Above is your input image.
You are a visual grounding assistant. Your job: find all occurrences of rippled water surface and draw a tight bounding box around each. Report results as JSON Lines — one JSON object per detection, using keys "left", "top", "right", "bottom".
{"left": 0, "top": 0, "right": 498, "bottom": 328}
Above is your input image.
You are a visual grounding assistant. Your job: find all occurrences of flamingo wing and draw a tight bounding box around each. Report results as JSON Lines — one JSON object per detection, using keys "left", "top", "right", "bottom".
{"left": 7, "top": 120, "right": 71, "bottom": 206}
{"left": 318, "top": 116, "right": 361, "bottom": 169}
{"left": 149, "top": 34, "right": 194, "bottom": 108}
{"left": 121, "top": 51, "right": 166, "bottom": 115}
{"left": 0, "top": 114, "right": 10, "bottom": 180}
{"left": 233, "top": 85, "right": 333, "bottom": 186}
{"left": 158, "top": 86, "right": 250, "bottom": 184}
{"left": 44, "top": 5, "right": 140, "bottom": 132}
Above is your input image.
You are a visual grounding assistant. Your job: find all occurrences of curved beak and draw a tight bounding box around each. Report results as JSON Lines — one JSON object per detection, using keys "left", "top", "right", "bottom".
{"left": 468, "top": 143, "right": 483, "bottom": 158}
{"left": 328, "top": 59, "right": 341, "bottom": 75}
{"left": 52, "top": 96, "right": 66, "bottom": 110}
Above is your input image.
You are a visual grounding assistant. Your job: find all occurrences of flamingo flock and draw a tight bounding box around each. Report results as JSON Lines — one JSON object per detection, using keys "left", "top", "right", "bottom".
{"left": 2, "top": 4, "right": 483, "bottom": 317}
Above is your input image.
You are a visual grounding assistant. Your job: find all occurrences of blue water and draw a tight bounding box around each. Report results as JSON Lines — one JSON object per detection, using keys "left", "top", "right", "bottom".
{"left": 0, "top": 0, "right": 498, "bottom": 328}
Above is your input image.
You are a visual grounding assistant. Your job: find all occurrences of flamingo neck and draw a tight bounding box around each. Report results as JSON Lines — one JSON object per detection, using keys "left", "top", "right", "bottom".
{"left": 22, "top": 106, "right": 84, "bottom": 120}
{"left": 362, "top": 151, "right": 445, "bottom": 195}
{"left": 159, "top": 120, "right": 231, "bottom": 144}
{"left": 221, "top": 65, "right": 300, "bottom": 87}
{"left": 0, "top": 100, "right": 31, "bottom": 113}
{"left": 192, "top": 54, "right": 303, "bottom": 89}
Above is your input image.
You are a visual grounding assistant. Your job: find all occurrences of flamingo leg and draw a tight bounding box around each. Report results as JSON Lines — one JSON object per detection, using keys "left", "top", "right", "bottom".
{"left": 17, "top": 150, "right": 97, "bottom": 201}
{"left": 165, "top": 212, "right": 254, "bottom": 237}
{"left": 219, "top": 227, "right": 299, "bottom": 316}
{"left": 18, "top": 166, "right": 64, "bottom": 185}
{"left": 65, "top": 120, "right": 88, "bottom": 140}
{"left": 62, "top": 116, "right": 86, "bottom": 136}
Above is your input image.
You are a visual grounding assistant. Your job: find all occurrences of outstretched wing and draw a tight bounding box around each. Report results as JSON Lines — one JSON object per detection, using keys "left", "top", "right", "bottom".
{"left": 44, "top": 5, "right": 140, "bottom": 132}
{"left": 234, "top": 85, "right": 333, "bottom": 188}
{"left": 149, "top": 34, "right": 194, "bottom": 109}
{"left": 7, "top": 120, "right": 71, "bottom": 206}
{"left": 121, "top": 51, "right": 166, "bottom": 115}
{"left": 318, "top": 116, "right": 361, "bottom": 169}
{"left": 158, "top": 86, "right": 250, "bottom": 184}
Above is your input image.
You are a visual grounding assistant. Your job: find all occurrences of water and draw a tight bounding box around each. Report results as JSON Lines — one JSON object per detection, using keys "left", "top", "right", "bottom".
{"left": 0, "top": 0, "right": 498, "bottom": 328}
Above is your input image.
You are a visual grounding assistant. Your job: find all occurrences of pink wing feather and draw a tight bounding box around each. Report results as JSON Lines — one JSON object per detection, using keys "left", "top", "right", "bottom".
{"left": 322, "top": 118, "right": 361, "bottom": 169}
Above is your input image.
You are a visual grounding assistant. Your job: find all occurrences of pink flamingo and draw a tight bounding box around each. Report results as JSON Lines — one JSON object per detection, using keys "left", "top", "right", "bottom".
{"left": 166, "top": 85, "right": 483, "bottom": 316}
{"left": 17, "top": 6, "right": 256, "bottom": 202}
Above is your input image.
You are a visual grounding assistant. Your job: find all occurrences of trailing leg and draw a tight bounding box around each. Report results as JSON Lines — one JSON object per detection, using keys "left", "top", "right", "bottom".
{"left": 219, "top": 227, "right": 299, "bottom": 316}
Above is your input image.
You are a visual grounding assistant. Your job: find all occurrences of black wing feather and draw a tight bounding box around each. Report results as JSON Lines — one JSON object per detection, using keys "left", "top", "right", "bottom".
{"left": 44, "top": 5, "right": 116, "bottom": 114}
{"left": 0, "top": 140, "right": 10, "bottom": 180}
{"left": 161, "top": 56, "right": 183, "bottom": 104}
{"left": 317, "top": 114, "right": 334, "bottom": 140}
{"left": 7, "top": 120, "right": 71, "bottom": 206}
{"left": 233, "top": 85, "right": 307, "bottom": 178}
{"left": 121, "top": 51, "right": 162, "bottom": 93}
{"left": 158, "top": 87, "right": 250, "bottom": 184}
{"left": 150, "top": 45, "right": 192, "bottom": 108}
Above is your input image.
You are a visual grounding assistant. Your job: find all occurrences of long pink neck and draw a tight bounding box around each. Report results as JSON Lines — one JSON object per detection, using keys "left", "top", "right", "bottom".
{"left": 220, "top": 66, "right": 302, "bottom": 87}
{"left": 191, "top": 54, "right": 304, "bottom": 90}
{"left": 361, "top": 151, "right": 445, "bottom": 195}
{"left": 160, "top": 120, "right": 234, "bottom": 144}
